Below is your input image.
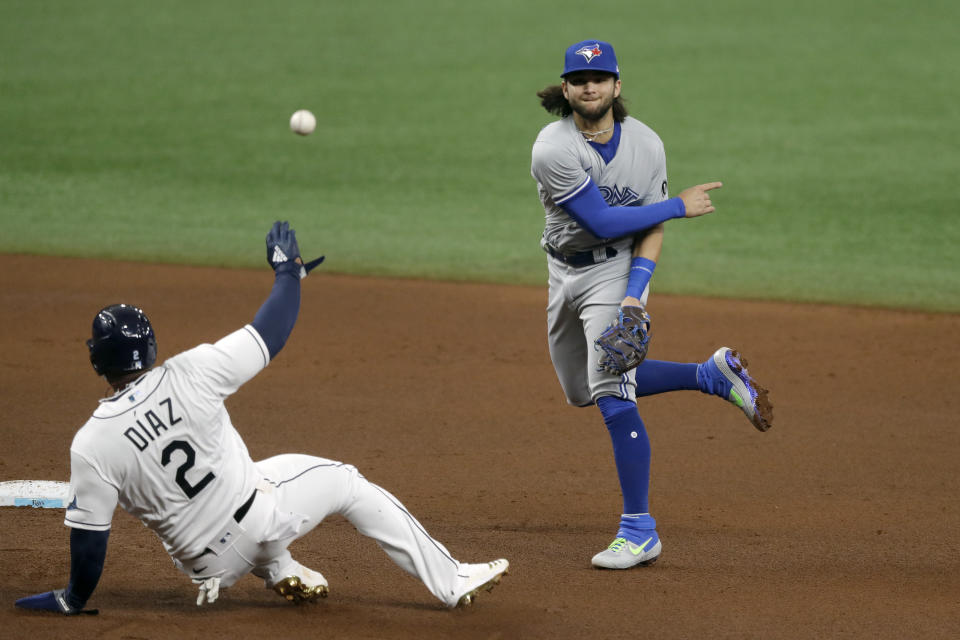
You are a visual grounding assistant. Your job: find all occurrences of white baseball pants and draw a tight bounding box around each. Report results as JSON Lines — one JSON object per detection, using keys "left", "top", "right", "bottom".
{"left": 172, "top": 454, "right": 463, "bottom": 606}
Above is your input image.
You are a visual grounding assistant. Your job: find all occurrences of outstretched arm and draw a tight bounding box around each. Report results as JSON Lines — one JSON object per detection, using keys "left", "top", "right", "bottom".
{"left": 184, "top": 222, "right": 323, "bottom": 396}
{"left": 65, "top": 528, "right": 109, "bottom": 609}
{"left": 251, "top": 268, "right": 300, "bottom": 360}
{"left": 16, "top": 452, "right": 115, "bottom": 616}
{"left": 251, "top": 221, "right": 324, "bottom": 360}
{"left": 14, "top": 529, "right": 107, "bottom": 615}
{"left": 560, "top": 180, "right": 722, "bottom": 239}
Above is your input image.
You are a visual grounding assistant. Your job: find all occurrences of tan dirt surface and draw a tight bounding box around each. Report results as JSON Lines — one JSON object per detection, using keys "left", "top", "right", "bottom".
{"left": 1, "top": 255, "right": 958, "bottom": 639}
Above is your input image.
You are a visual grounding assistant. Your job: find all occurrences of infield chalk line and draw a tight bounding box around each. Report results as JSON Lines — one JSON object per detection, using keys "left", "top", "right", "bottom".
{"left": 0, "top": 480, "right": 69, "bottom": 508}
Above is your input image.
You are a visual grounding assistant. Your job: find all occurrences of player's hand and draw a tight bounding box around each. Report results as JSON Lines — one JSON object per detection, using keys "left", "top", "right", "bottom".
{"left": 194, "top": 577, "right": 222, "bottom": 606}
{"left": 15, "top": 589, "right": 99, "bottom": 616}
{"left": 678, "top": 182, "right": 722, "bottom": 218}
{"left": 266, "top": 221, "right": 324, "bottom": 279}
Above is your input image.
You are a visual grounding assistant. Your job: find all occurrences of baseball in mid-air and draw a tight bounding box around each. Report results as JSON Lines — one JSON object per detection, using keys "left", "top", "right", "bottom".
{"left": 290, "top": 109, "right": 316, "bottom": 136}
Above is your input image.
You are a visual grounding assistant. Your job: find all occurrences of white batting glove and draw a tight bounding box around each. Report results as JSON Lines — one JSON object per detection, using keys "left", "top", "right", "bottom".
{"left": 195, "top": 577, "right": 221, "bottom": 606}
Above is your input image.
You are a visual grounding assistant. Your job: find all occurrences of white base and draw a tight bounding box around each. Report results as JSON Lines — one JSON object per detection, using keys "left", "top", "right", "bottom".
{"left": 0, "top": 480, "right": 69, "bottom": 508}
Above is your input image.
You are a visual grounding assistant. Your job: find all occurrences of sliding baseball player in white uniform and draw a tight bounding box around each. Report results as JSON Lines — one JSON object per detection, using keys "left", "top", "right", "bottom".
{"left": 15, "top": 221, "right": 508, "bottom": 615}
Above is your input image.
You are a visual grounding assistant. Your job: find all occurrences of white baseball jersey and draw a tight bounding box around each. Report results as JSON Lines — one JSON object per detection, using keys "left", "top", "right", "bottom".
{"left": 531, "top": 115, "right": 669, "bottom": 253}
{"left": 65, "top": 326, "right": 269, "bottom": 559}
{"left": 66, "top": 323, "right": 482, "bottom": 607}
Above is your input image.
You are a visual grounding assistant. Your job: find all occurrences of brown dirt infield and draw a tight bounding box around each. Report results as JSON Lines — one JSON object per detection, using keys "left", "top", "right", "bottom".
{"left": 1, "top": 254, "right": 958, "bottom": 639}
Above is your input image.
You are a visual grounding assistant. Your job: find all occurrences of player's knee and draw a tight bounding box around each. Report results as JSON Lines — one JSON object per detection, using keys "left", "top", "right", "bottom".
{"left": 560, "top": 379, "right": 594, "bottom": 407}
{"left": 596, "top": 395, "right": 637, "bottom": 421}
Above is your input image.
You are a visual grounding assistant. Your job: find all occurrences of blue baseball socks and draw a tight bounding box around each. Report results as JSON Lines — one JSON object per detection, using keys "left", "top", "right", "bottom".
{"left": 596, "top": 395, "right": 658, "bottom": 544}
{"left": 633, "top": 360, "right": 699, "bottom": 396}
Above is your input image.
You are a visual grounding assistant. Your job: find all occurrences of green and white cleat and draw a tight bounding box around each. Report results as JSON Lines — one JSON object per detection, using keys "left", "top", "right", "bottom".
{"left": 591, "top": 536, "right": 662, "bottom": 569}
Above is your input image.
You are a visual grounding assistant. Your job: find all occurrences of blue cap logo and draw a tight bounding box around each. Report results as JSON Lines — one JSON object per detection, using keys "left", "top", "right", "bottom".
{"left": 562, "top": 40, "right": 619, "bottom": 78}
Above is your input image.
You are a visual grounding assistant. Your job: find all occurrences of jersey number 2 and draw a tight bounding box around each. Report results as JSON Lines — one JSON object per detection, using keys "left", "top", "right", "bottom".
{"left": 161, "top": 440, "right": 215, "bottom": 499}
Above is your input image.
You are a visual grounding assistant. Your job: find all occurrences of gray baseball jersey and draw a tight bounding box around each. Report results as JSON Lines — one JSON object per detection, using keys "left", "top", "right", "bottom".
{"left": 531, "top": 115, "right": 669, "bottom": 253}
{"left": 531, "top": 115, "right": 668, "bottom": 405}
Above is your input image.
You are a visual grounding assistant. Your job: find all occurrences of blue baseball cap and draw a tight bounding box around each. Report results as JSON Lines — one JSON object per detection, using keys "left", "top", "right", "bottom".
{"left": 562, "top": 40, "right": 619, "bottom": 78}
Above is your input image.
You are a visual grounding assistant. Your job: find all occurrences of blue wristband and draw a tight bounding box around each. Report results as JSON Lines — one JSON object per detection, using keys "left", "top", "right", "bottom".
{"left": 625, "top": 257, "right": 656, "bottom": 300}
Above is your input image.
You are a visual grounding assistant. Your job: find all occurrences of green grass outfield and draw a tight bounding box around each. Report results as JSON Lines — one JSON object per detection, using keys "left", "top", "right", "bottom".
{"left": 2, "top": 0, "right": 958, "bottom": 312}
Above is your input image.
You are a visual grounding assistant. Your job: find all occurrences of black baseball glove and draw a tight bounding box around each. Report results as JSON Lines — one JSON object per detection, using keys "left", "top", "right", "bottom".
{"left": 595, "top": 306, "right": 652, "bottom": 375}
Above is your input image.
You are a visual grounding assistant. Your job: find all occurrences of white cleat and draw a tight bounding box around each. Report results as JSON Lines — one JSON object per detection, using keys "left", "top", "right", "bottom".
{"left": 271, "top": 565, "right": 329, "bottom": 603}
{"left": 591, "top": 536, "right": 662, "bottom": 569}
{"left": 450, "top": 559, "right": 509, "bottom": 608}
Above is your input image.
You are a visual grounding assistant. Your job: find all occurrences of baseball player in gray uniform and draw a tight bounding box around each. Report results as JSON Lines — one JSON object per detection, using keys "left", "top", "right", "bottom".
{"left": 532, "top": 40, "right": 773, "bottom": 569}
{"left": 15, "top": 221, "right": 508, "bottom": 614}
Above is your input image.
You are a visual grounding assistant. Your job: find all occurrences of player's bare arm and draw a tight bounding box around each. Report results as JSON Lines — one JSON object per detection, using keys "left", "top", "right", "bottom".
{"left": 635, "top": 224, "right": 664, "bottom": 265}
{"left": 622, "top": 225, "right": 665, "bottom": 307}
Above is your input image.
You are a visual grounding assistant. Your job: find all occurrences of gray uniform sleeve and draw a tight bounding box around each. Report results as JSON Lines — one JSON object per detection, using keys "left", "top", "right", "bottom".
{"left": 531, "top": 140, "right": 590, "bottom": 205}
{"left": 645, "top": 139, "right": 669, "bottom": 204}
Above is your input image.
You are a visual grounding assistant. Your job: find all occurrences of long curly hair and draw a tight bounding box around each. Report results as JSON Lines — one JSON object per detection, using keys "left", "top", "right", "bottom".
{"left": 536, "top": 85, "right": 628, "bottom": 122}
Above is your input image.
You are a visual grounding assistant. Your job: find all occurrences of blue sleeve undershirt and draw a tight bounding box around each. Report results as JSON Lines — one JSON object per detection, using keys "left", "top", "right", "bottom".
{"left": 65, "top": 528, "right": 109, "bottom": 609}
{"left": 559, "top": 179, "right": 686, "bottom": 240}
{"left": 625, "top": 257, "right": 657, "bottom": 300}
{"left": 251, "top": 267, "right": 301, "bottom": 360}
